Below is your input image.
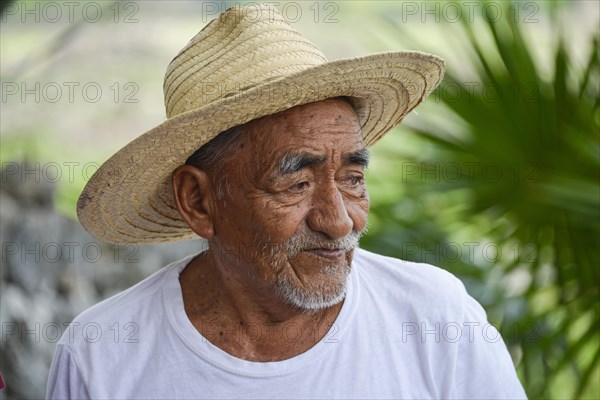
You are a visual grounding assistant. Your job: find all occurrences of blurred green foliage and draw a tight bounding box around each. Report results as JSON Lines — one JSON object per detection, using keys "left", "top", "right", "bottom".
{"left": 363, "top": 1, "right": 599, "bottom": 398}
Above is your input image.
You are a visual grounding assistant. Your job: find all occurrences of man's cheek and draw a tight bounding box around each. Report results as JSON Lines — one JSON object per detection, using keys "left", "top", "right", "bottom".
{"left": 248, "top": 229, "right": 285, "bottom": 262}
{"left": 249, "top": 201, "right": 302, "bottom": 242}
{"left": 346, "top": 197, "right": 369, "bottom": 227}
{"left": 361, "top": 189, "right": 370, "bottom": 212}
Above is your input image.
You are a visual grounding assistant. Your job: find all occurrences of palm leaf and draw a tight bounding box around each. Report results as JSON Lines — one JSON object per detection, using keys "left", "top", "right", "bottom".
{"left": 368, "top": 1, "right": 600, "bottom": 398}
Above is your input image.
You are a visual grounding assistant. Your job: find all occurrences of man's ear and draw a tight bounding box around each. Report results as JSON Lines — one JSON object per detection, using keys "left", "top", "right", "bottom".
{"left": 171, "top": 165, "right": 216, "bottom": 239}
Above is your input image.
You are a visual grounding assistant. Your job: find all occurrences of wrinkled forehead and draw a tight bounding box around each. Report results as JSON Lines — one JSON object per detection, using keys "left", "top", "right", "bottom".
{"left": 219, "top": 98, "right": 365, "bottom": 180}
{"left": 243, "top": 98, "right": 363, "bottom": 148}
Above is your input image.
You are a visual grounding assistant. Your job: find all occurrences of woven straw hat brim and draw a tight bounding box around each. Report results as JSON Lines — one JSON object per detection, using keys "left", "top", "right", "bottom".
{"left": 77, "top": 51, "right": 445, "bottom": 243}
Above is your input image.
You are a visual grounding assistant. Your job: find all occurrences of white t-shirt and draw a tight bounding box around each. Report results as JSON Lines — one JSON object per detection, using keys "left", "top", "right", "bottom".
{"left": 46, "top": 248, "right": 527, "bottom": 399}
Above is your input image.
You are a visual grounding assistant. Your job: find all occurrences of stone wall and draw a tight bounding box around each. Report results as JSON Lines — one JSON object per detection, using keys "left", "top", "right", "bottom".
{"left": 0, "top": 167, "right": 203, "bottom": 399}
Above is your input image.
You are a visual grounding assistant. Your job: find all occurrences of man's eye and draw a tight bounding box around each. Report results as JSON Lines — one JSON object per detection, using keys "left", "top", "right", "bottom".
{"left": 289, "top": 181, "right": 309, "bottom": 192}
{"left": 347, "top": 175, "right": 364, "bottom": 187}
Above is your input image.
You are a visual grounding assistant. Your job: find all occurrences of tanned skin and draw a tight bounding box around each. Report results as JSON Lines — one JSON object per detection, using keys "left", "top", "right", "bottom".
{"left": 172, "top": 98, "right": 369, "bottom": 361}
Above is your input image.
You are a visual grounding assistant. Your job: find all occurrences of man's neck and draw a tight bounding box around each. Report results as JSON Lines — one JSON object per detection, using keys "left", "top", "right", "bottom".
{"left": 178, "top": 250, "right": 344, "bottom": 362}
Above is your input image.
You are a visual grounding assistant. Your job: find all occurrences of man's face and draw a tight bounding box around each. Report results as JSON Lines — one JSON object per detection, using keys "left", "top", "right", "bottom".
{"left": 210, "top": 98, "right": 369, "bottom": 311}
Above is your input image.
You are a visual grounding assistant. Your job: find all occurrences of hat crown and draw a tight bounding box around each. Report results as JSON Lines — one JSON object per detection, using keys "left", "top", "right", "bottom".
{"left": 163, "top": 4, "right": 327, "bottom": 118}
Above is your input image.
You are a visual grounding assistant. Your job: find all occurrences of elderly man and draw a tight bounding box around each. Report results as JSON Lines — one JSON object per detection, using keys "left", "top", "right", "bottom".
{"left": 47, "top": 5, "right": 526, "bottom": 399}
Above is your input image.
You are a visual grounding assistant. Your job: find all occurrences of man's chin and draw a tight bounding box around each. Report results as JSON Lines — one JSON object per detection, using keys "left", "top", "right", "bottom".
{"left": 297, "top": 291, "right": 346, "bottom": 312}
{"left": 283, "top": 287, "right": 347, "bottom": 312}
{"left": 274, "top": 263, "right": 351, "bottom": 312}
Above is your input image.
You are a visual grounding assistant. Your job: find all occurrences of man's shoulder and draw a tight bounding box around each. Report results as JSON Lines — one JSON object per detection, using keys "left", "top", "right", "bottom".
{"left": 353, "top": 247, "right": 463, "bottom": 290}
{"left": 352, "top": 248, "right": 468, "bottom": 316}
{"left": 57, "top": 253, "right": 194, "bottom": 346}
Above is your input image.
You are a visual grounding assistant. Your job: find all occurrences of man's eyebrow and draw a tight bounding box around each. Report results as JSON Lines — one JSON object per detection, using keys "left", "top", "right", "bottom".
{"left": 343, "top": 149, "right": 370, "bottom": 167}
{"left": 278, "top": 152, "right": 327, "bottom": 175}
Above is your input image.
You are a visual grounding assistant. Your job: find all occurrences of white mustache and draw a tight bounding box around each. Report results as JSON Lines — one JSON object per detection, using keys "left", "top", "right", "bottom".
{"left": 286, "top": 230, "right": 364, "bottom": 257}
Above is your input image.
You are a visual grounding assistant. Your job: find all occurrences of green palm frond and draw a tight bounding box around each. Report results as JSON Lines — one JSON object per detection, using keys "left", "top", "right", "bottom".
{"left": 365, "top": 1, "right": 599, "bottom": 398}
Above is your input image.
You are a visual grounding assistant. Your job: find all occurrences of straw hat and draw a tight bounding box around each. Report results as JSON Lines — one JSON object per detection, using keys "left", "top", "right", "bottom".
{"left": 77, "top": 4, "right": 445, "bottom": 243}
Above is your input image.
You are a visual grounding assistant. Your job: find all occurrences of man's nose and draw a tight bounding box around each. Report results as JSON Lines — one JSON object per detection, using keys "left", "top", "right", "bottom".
{"left": 306, "top": 182, "right": 353, "bottom": 240}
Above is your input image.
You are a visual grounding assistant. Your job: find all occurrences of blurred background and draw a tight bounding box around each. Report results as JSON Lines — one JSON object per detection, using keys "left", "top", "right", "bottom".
{"left": 1, "top": 0, "right": 598, "bottom": 398}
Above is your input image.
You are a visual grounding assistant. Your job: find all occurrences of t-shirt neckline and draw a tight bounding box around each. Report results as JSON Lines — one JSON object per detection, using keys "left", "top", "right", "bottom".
{"left": 162, "top": 251, "right": 359, "bottom": 377}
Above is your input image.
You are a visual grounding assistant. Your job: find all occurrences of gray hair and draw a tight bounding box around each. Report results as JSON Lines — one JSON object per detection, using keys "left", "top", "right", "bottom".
{"left": 184, "top": 125, "right": 247, "bottom": 199}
